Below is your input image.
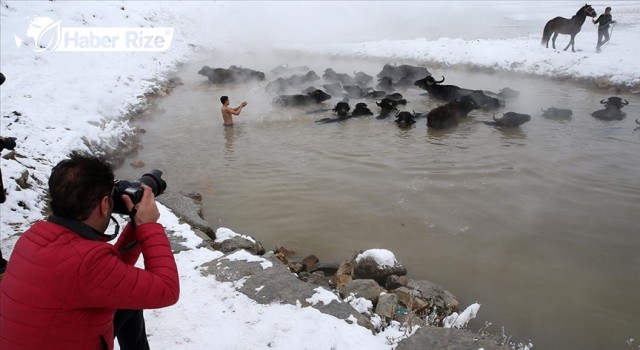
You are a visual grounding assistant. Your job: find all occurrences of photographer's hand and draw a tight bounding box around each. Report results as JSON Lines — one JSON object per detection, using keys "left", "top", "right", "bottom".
{"left": 121, "top": 185, "right": 160, "bottom": 226}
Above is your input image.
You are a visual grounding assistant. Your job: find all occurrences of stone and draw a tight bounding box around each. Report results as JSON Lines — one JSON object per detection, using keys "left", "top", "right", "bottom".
{"left": 300, "top": 254, "right": 319, "bottom": 272}
{"left": 385, "top": 275, "right": 410, "bottom": 290}
{"left": 392, "top": 286, "right": 430, "bottom": 311}
{"left": 352, "top": 253, "right": 407, "bottom": 285}
{"left": 212, "top": 235, "right": 265, "bottom": 255}
{"left": 130, "top": 159, "right": 145, "bottom": 168}
{"left": 408, "top": 280, "right": 460, "bottom": 315}
{"left": 338, "top": 279, "right": 385, "bottom": 305}
{"left": 156, "top": 190, "right": 214, "bottom": 239}
{"left": 375, "top": 293, "right": 398, "bottom": 319}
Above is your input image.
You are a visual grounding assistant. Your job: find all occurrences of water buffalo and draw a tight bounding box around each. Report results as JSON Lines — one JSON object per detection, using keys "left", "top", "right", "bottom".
{"left": 376, "top": 76, "right": 395, "bottom": 92}
{"left": 322, "top": 82, "right": 345, "bottom": 97}
{"left": 541, "top": 107, "right": 573, "bottom": 120}
{"left": 198, "top": 65, "right": 265, "bottom": 84}
{"left": 271, "top": 63, "right": 311, "bottom": 76}
{"left": 275, "top": 89, "right": 331, "bottom": 107}
{"left": 377, "top": 63, "right": 430, "bottom": 85}
{"left": 376, "top": 98, "right": 400, "bottom": 119}
{"left": 266, "top": 71, "right": 321, "bottom": 94}
{"left": 332, "top": 101, "right": 351, "bottom": 117}
{"left": 351, "top": 102, "right": 374, "bottom": 117}
{"left": 354, "top": 71, "right": 374, "bottom": 86}
{"left": 498, "top": 87, "right": 521, "bottom": 99}
{"left": 323, "top": 68, "right": 356, "bottom": 85}
{"left": 415, "top": 75, "right": 503, "bottom": 110}
{"left": 365, "top": 89, "right": 387, "bottom": 99}
{"left": 483, "top": 112, "right": 531, "bottom": 127}
{"left": 427, "top": 95, "right": 480, "bottom": 130}
{"left": 394, "top": 111, "right": 417, "bottom": 128}
{"left": 343, "top": 85, "right": 367, "bottom": 99}
{"left": 591, "top": 97, "right": 629, "bottom": 121}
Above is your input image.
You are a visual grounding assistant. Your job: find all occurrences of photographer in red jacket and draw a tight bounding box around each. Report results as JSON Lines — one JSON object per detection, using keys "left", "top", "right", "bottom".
{"left": 0, "top": 151, "right": 180, "bottom": 350}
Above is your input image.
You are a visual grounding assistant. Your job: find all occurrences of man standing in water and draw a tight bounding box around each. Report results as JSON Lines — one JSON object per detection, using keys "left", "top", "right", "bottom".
{"left": 593, "top": 6, "right": 616, "bottom": 52}
{"left": 220, "top": 96, "right": 248, "bottom": 126}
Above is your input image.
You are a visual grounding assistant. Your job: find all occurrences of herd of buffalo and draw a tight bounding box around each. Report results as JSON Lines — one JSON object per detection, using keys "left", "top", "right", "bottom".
{"left": 197, "top": 63, "right": 634, "bottom": 130}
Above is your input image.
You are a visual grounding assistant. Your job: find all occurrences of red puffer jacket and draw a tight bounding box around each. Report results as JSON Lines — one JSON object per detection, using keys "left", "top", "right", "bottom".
{"left": 0, "top": 220, "right": 180, "bottom": 350}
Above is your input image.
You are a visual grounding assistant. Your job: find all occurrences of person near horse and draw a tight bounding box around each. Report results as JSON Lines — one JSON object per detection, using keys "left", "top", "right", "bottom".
{"left": 593, "top": 6, "right": 616, "bottom": 52}
{"left": 220, "top": 95, "right": 248, "bottom": 126}
{"left": 0, "top": 151, "right": 180, "bottom": 350}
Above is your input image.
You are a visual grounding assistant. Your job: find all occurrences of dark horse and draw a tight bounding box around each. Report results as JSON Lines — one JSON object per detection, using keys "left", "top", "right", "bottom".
{"left": 541, "top": 4, "right": 596, "bottom": 52}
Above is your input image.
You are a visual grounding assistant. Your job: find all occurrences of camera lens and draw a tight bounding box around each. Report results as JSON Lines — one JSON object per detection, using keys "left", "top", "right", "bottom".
{"left": 138, "top": 169, "right": 167, "bottom": 197}
{"left": 0, "top": 137, "right": 17, "bottom": 151}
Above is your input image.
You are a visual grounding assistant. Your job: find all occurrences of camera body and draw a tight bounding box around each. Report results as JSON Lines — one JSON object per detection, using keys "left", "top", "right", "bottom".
{"left": 112, "top": 169, "right": 166, "bottom": 215}
{"left": 0, "top": 137, "right": 17, "bottom": 151}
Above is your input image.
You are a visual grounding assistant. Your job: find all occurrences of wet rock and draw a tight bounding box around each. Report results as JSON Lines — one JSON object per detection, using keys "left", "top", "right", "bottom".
{"left": 408, "top": 280, "right": 460, "bottom": 316}
{"left": 304, "top": 271, "right": 332, "bottom": 289}
{"left": 130, "top": 159, "right": 145, "bottom": 168}
{"left": 300, "top": 254, "right": 319, "bottom": 272}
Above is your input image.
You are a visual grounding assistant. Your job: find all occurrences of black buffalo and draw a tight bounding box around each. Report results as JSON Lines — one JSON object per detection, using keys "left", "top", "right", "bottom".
{"left": 275, "top": 89, "right": 331, "bottom": 107}
{"left": 343, "top": 85, "right": 367, "bottom": 99}
{"left": 376, "top": 76, "right": 394, "bottom": 92}
{"left": 541, "top": 107, "right": 573, "bottom": 120}
{"left": 354, "top": 71, "right": 374, "bottom": 86}
{"left": 323, "top": 68, "right": 356, "bottom": 85}
{"left": 415, "top": 75, "right": 503, "bottom": 111}
{"left": 427, "top": 95, "right": 480, "bottom": 130}
{"left": 271, "top": 63, "right": 311, "bottom": 76}
{"left": 332, "top": 101, "right": 351, "bottom": 117}
{"left": 322, "top": 82, "right": 345, "bottom": 97}
{"left": 198, "top": 65, "right": 265, "bottom": 84}
{"left": 394, "top": 111, "right": 417, "bottom": 128}
{"left": 483, "top": 112, "right": 531, "bottom": 127}
{"left": 365, "top": 89, "right": 387, "bottom": 99}
{"left": 266, "top": 71, "right": 320, "bottom": 94}
{"left": 376, "top": 98, "right": 400, "bottom": 119}
{"left": 591, "top": 97, "right": 629, "bottom": 121}
{"left": 351, "top": 102, "right": 374, "bottom": 117}
{"left": 377, "top": 63, "right": 430, "bottom": 85}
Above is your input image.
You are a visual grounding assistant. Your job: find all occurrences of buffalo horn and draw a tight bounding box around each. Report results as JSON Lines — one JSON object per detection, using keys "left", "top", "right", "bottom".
{"left": 636, "top": 119, "right": 640, "bottom": 125}
{"left": 436, "top": 76, "right": 445, "bottom": 84}
{"left": 600, "top": 98, "right": 607, "bottom": 104}
{"left": 623, "top": 99, "right": 629, "bottom": 105}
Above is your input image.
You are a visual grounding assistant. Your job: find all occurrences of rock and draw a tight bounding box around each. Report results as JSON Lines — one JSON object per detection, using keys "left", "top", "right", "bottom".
{"left": 212, "top": 227, "right": 265, "bottom": 255}
{"left": 304, "top": 271, "right": 332, "bottom": 289}
{"left": 352, "top": 249, "right": 408, "bottom": 285}
{"left": 300, "top": 254, "right": 319, "bottom": 272}
{"left": 16, "top": 170, "right": 30, "bottom": 189}
{"left": 130, "top": 160, "right": 145, "bottom": 168}
{"left": 392, "top": 286, "right": 430, "bottom": 311}
{"left": 212, "top": 235, "right": 265, "bottom": 255}
{"left": 408, "top": 280, "right": 460, "bottom": 316}
{"left": 333, "top": 251, "right": 359, "bottom": 288}
{"left": 386, "top": 275, "right": 410, "bottom": 290}
{"left": 338, "top": 279, "right": 385, "bottom": 305}
{"left": 395, "top": 326, "right": 511, "bottom": 350}
{"left": 375, "top": 293, "right": 398, "bottom": 319}
{"left": 156, "top": 190, "right": 214, "bottom": 239}
{"left": 202, "top": 252, "right": 373, "bottom": 331}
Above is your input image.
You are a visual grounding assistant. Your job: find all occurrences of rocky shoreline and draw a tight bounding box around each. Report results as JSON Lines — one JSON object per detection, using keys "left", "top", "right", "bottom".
{"left": 159, "top": 190, "right": 528, "bottom": 350}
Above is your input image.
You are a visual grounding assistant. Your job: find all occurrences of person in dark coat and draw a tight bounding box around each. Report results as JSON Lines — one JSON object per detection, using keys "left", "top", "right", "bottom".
{"left": 593, "top": 6, "right": 616, "bottom": 52}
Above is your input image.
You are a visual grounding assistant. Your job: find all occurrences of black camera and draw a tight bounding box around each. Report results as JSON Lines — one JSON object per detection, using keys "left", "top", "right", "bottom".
{"left": 112, "top": 169, "right": 167, "bottom": 215}
{"left": 0, "top": 137, "right": 17, "bottom": 151}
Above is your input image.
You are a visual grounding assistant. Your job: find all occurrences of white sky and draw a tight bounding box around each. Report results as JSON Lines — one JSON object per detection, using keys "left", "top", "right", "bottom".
{"left": 1, "top": 1, "right": 638, "bottom": 349}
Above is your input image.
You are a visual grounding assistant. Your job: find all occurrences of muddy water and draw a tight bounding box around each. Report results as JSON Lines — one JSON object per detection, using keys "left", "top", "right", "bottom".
{"left": 116, "top": 51, "right": 640, "bottom": 349}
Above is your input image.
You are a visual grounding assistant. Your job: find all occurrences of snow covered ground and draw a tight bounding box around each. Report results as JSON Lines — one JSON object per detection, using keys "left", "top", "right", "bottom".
{"left": 1, "top": 1, "right": 639, "bottom": 349}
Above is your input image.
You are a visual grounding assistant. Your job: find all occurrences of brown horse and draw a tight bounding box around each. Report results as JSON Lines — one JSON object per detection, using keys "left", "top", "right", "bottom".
{"left": 541, "top": 4, "right": 597, "bottom": 52}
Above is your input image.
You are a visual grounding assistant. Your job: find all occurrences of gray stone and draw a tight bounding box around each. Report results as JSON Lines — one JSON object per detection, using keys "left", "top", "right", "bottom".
{"left": 392, "top": 286, "right": 430, "bottom": 311}
{"left": 375, "top": 293, "right": 398, "bottom": 319}
{"left": 338, "top": 279, "right": 385, "bottom": 305}
{"left": 408, "top": 280, "right": 460, "bottom": 315}
{"left": 157, "top": 190, "right": 215, "bottom": 239}
{"left": 353, "top": 254, "right": 407, "bottom": 285}
{"left": 395, "top": 326, "right": 511, "bottom": 350}
{"left": 201, "top": 251, "right": 373, "bottom": 331}
{"left": 385, "top": 275, "right": 410, "bottom": 290}
{"left": 212, "top": 235, "right": 265, "bottom": 255}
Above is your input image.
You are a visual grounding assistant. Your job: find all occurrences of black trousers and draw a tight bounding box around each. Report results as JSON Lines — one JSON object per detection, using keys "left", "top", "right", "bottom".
{"left": 113, "top": 309, "right": 150, "bottom": 350}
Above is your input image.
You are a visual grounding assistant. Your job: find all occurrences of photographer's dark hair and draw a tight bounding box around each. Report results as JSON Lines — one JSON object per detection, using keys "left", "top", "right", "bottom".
{"left": 220, "top": 96, "right": 228, "bottom": 104}
{"left": 49, "top": 151, "right": 114, "bottom": 221}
